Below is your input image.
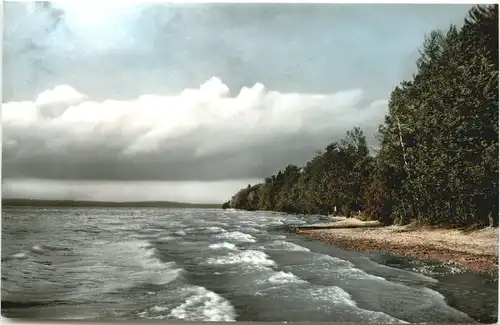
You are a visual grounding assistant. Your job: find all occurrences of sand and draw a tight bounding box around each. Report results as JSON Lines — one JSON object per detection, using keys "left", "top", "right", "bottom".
{"left": 294, "top": 217, "right": 499, "bottom": 276}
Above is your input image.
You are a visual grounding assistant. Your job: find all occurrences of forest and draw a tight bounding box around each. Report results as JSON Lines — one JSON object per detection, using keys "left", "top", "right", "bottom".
{"left": 223, "top": 5, "right": 498, "bottom": 228}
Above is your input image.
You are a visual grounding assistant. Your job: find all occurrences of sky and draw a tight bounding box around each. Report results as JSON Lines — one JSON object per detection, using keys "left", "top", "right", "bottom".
{"left": 2, "top": 2, "right": 474, "bottom": 203}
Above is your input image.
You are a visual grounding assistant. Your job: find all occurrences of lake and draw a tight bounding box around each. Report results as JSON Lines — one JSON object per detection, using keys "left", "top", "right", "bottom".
{"left": 1, "top": 207, "right": 497, "bottom": 322}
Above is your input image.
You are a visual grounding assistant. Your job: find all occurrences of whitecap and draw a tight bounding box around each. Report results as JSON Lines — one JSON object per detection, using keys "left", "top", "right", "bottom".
{"left": 150, "top": 263, "right": 185, "bottom": 285}
{"left": 313, "top": 254, "right": 387, "bottom": 281}
{"left": 156, "top": 236, "right": 175, "bottom": 243}
{"left": 169, "top": 286, "right": 236, "bottom": 321}
{"left": 12, "top": 252, "right": 27, "bottom": 259}
{"left": 138, "top": 311, "right": 168, "bottom": 320}
{"left": 138, "top": 305, "right": 172, "bottom": 320}
{"left": 215, "top": 231, "right": 256, "bottom": 243}
{"left": 240, "top": 220, "right": 260, "bottom": 227}
{"left": 238, "top": 227, "right": 260, "bottom": 234}
{"left": 206, "top": 250, "right": 276, "bottom": 267}
{"left": 355, "top": 256, "right": 439, "bottom": 284}
{"left": 205, "top": 226, "right": 227, "bottom": 233}
{"left": 268, "top": 271, "right": 307, "bottom": 284}
{"left": 209, "top": 242, "right": 238, "bottom": 250}
{"left": 174, "top": 230, "right": 187, "bottom": 236}
{"left": 31, "top": 245, "right": 43, "bottom": 252}
{"left": 84, "top": 240, "right": 184, "bottom": 288}
{"left": 307, "top": 285, "right": 357, "bottom": 307}
{"left": 335, "top": 268, "right": 387, "bottom": 281}
{"left": 266, "top": 240, "right": 310, "bottom": 252}
{"left": 151, "top": 305, "right": 170, "bottom": 312}
{"left": 304, "top": 286, "right": 407, "bottom": 323}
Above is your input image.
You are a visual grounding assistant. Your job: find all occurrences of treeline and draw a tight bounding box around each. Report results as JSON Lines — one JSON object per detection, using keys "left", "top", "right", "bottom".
{"left": 223, "top": 5, "right": 498, "bottom": 228}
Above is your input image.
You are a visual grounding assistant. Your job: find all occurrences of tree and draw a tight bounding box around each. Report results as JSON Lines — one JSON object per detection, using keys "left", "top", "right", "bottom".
{"left": 225, "top": 5, "right": 498, "bottom": 229}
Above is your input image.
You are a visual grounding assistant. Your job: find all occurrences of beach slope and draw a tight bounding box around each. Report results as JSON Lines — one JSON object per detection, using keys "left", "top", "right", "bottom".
{"left": 294, "top": 217, "right": 499, "bottom": 275}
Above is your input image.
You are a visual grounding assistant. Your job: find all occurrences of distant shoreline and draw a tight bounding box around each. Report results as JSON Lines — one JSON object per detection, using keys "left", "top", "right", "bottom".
{"left": 291, "top": 217, "right": 499, "bottom": 276}
{"left": 1, "top": 199, "right": 221, "bottom": 209}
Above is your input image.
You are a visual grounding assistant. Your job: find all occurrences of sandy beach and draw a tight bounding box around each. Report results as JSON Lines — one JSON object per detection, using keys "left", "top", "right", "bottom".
{"left": 294, "top": 217, "right": 499, "bottom": 276}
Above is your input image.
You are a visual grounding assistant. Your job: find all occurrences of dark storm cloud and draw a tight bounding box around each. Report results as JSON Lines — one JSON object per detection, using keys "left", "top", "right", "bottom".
{"left": 2, "top": 2, "right": 472, "bottom": 183}
{"left": 2, "top": 80, "right": 387, "bottom": 181}
{"left": 3, "top": 2, "right": 472, "bottom": 102}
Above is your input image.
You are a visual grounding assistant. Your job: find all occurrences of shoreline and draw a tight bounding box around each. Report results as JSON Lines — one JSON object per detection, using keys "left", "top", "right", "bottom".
{"left": 292, "top": 218, "right": 499, "bottom": 276}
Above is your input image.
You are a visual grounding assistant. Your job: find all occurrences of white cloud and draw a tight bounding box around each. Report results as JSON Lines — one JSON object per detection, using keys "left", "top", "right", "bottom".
{"left": 2, "top": 77, "right": 388, "bottom": 182}
{"left": 36, "top": 84, "right": 87, "bottom": 106}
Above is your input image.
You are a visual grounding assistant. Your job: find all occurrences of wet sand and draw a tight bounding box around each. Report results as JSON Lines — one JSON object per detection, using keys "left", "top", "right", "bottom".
{"left": 294, "top": 218, "right": 499, "bottom": 276}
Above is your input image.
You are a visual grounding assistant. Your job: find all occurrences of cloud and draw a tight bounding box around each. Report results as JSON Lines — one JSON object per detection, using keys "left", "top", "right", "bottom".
{"left": 2, "top": 78, "right": 388, "bottom": 181}
{"left": 2, "top": 178, "right": 260, "bottom": 203}
{"left": 4, "top": 2, "right": 473, "bottom": 104}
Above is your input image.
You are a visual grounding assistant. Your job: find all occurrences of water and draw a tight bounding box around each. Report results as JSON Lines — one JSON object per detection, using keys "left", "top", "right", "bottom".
{"left": 1, "top": 207, "right": 497, "bottom": 322}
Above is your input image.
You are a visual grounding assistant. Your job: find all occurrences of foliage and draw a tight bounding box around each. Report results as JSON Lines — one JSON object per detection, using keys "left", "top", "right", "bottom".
{"left": 226, "top": 5, "right": 498, "bottom": 228}
{"left": 228, "top": 127, "right": 373, "bottom": 216}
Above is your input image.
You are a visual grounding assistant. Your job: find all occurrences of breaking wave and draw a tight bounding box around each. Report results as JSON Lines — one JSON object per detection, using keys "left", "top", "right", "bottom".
{"left": 169, "top": 286, "right": 237, "bottom": 321}
{"left": 209, "top": 242, "right": 238, "bottom": 250}
{"left": 206, "top": 250, "right": 276, "bottom": 267}
{"left": 215, "top": 231, "right": 256, "bottom": 243}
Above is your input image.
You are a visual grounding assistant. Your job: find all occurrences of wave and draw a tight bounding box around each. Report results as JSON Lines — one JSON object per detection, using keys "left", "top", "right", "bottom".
{"left": 82, "top": 240, "right": 184, "bottom": 288}
{"left": 135, "top": 228, "right": 163, "bottom": 235}
{"left": 410, "top": 263, "right": 465, "bottom": 276}
{"left": 4, "top": 243, "right": 73, "bottom": 261}
{"left": 304, "top": 286, "right": 407, "bottom": 323}
{"left": 314, "top": 254, "right": 387, "bottom": 281}
{"left": 267, "top": 220, "right": 285, "bottom": 226}
{"left": 238, "top": 226, "right": 260, "bottom": 234}
{"left": 267, "top": 271, "right": 307, "bottom": 285}
{"left": 174, "top": 230, "right": 187, "bottom": 236}
{"left": 169, "top": 286, "right": 236, "bottom": 321}
{"left": 209, "top": 242, "right": 238, "bottom": 250}
{"left": 0, "top": 300, "right": 67, "bottom": 309}
{"left": 265, "top": 240, "right": 311, "bottom": 252}
{"left": 40, "top": 243, "right": 72, "bottom": 251}
{"left": 138, "top": 305, "right": 172, "bottom": 320}
{"left": 354, "top": 256, "right": 439, "bottom": 284}
{"left": 12, "top": 252, "right": 28, "bottom": 260}
{"left": 126, "top": 242, "right": 184, "bottom": 285}
{"left": 30, "top": 245, "right": 44, "bottom": 254}
{"left": 239, "top": 220, "right": 261, "bottom": 227}
{"left": 205, "top": 226, "right": 227, "bottom": 233}
{"left": 132, "top": 233, "right": 162, "bottom": 240}
{"left": 206, "top": 250, "right": 276, "bottom": 267}
{"left": 215, "top": 231, "right": 256, "bottom": 243}
{"left": 307, "top": 285, "right": 357, "bottom": 307}
{"left": 417, "top": 287, "right": 474, "bottom": 320}
{"left": 155, "top": 236, "right": 175, "bottom": 243}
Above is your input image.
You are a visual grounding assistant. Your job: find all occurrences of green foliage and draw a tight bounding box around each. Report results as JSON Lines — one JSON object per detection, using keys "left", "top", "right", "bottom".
{"left": 228, "top": 127, "right": 373, "bottom": 216}
{"left": 227, "top": 5, "right": 498, "bottom": 228}
{"left": 362, "top": 175, "right": 392, "bottom": 225}
{"left": 376, "top": 4, "right": 499, "bottom": 227}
